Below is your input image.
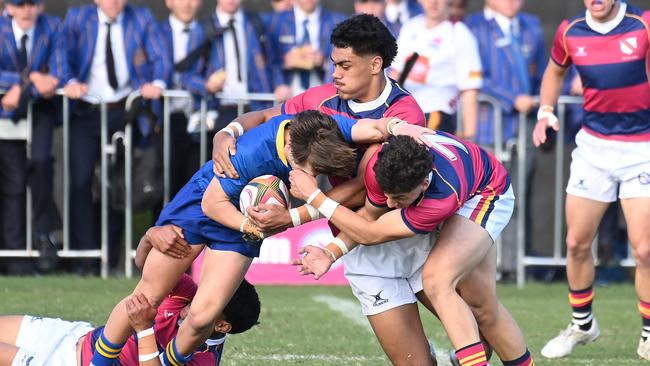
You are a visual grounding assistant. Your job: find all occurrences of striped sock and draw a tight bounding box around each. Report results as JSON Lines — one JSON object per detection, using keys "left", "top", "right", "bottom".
{"left": 455, "top": 342, "right": 488, "bottom": 366}
{"left": 569, "top": 286, "right": 594, "bottom": 331}
{"left": 638, "top": 300, "right": 650, "bottom": 341}
{"left": 502, "top": 349, "right": 535, "bottom": 366}
{"left": 161, "top": 338, "right": 194, "bottom": 366}
{"left": 90, "top": 330, "right": 125, "bottom": 366}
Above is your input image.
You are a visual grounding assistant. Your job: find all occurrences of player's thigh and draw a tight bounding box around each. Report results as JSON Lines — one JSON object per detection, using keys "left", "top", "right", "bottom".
{"left": 565, "top": 194, "right": 609, "bottom": 249}
{"left": 0, "top": 342, "right": 19, "bottom": 366}
{"left": 422, "top": 215, "right": 493, "bottom": 291}
{"left": 0, "top": 317, "right": 25, "bottom": 345}
{"left": 187, "top": 249, "right": 253, "bottom": 327}
{"left": 367, "top": 304, "right": 434, "bottom": 366}
{"left": 620, "top": 197, "right": 650, "bottom": 261}
{"left": 135, "top": 245, "right": 204, "bottom": 305}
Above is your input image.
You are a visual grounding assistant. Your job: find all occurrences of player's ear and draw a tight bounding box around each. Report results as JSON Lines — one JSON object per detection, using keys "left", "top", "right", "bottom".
{"left": 214, "top": 319, "right": 232, "bottom": 334}
{"left": 370, "top": 55, "right": 383, "bottom": 75}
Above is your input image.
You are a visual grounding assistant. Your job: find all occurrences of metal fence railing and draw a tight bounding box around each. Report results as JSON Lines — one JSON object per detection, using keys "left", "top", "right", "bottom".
{"left": 0, "top": 90, "right": 636, "bottom": 282}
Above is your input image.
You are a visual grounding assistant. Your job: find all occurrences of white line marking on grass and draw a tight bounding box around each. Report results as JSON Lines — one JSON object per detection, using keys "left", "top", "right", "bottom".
{"left": 229, "top": 353, "right": 386, "bottom": 362}
{"left": 311, "top": 295, "right": 452, "bottom": 366}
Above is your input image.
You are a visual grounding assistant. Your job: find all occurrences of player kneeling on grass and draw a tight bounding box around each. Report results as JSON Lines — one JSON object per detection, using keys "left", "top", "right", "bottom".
{"left": 291, "top": 134, "right": 536, "bottom": 366}
{"left": 0, "top": 230, "right": 260, "bottom": 366}
{"left": 90, "top": 110, "right": 434, "bottom": 366}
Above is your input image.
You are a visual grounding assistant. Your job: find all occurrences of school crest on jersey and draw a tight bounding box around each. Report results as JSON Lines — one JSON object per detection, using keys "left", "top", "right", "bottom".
{"left": 620, "top": 37, "right": 638, "bottom": 56}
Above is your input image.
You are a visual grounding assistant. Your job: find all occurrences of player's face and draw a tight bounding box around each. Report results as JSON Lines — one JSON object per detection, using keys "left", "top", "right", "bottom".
{"left": 7, "top": 3, "right": 41, "bottom": 30}
{"left": 487, "top": 0, "right": 522, "bottom": 19}
{"left": 331, "top": 47, "right": 382, "bottom": 102}
{"left": 95, "top": 0, "right": 126, "bottom": 19}
{"left": 384, "top": 178, "right": 430, "bottom": 209}
{"left": 584, "top": 0, "right": 619, "bottom": 22}
{"left": 354, "top": 0, "right": 385, "bottom": 18}
{"left": 295, "top": 0, "right": 319, "bottom": 14}
{"left": 217, "top": 0, "right": 241, "bottom": 14}
{"left": 418, "top": 0, "right": 450, "bottom": 22}
{"left": 166, "top": 0, "right": 201, "bottom": 23}
{"left": 271, "top": 0, "right": 293, "bottom": 12}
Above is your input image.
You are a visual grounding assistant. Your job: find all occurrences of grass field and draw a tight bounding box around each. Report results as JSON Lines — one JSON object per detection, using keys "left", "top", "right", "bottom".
{"left": 0, "top": 277, "right": 646, "bottom": 365}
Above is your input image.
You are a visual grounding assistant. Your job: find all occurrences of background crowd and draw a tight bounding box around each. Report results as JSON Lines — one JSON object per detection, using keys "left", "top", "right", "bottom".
{"left": 0, "top": 0, "right": 634, "bottom": 278}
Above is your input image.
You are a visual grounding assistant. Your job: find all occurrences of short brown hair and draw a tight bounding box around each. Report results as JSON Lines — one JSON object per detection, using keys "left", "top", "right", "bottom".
{"left": 289, "top": 110, "right": 357, "bottom": 177}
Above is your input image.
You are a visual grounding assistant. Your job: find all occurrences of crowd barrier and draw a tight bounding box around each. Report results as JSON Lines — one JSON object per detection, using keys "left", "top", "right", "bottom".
{"left": 0, "top": 90, "right": 636, "bottom": 284}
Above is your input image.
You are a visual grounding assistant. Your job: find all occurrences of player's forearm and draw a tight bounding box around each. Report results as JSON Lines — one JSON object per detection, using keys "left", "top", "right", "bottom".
{"left": 460, "top": 89, "right": 478, "bottom": 140}
{"left": 233, "top": 105, "right": 282, "bottom": 132}
{"left": 325, "top": 177, "right": 366, "bottom": 208}
{"left": 539, "top": 60, "right": 568, "bottom": 108}
{"left": 351, "top": 117, "right": 395, "bottom": 143}
{"left": 137, "top": 330, "right": 162, "bottom": 366}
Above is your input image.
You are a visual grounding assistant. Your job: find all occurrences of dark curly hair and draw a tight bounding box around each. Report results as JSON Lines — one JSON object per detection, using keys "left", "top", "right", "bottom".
{"left": 374, "top": 136, "right": 433, "bottom": 195}
{"left": 289, "top": 110, "right": 357, "bottom": 178}
{"left": 222, "top": 279, "right": 260, "bottom": 334}
{"left": 330, "top": 14, "right": 397, "bottom": 69}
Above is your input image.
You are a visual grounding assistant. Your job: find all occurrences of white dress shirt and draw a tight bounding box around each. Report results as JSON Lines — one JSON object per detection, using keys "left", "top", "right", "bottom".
{"left": 216, "top": 8, "right": 248, "bottom": 105}
{"left": 12, "top": 20, "right": 34, "bottom": 61}
{"left": 169, "top": 15, "right": 195, "bottom": 113}
{"left": 385, "top": 0, "right": 410, "bottom": 25}
{"left": 84, "top": 9, "right": 131, "bottom": 103}
{"left": 290, "top": 5, "right": 322, "bottom": 95}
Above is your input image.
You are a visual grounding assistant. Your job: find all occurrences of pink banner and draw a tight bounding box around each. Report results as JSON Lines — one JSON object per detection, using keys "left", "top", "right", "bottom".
{"left": 192, "top": 219, "right": 348, "bottom": 285}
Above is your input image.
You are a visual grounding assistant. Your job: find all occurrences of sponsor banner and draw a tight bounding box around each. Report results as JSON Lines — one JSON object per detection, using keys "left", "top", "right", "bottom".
{"left": 192, "top": 219, "right": 349, "bottom": 285}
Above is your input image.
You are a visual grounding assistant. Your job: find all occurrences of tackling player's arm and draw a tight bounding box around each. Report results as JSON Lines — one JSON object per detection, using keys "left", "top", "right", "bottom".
{"left": 212, "top": 105, "right": 283, "bottom": 178}
{"left": 293, "top": 202, "right": 390, "bottom": 279}
{"left": 135, "top": 225, "right": 192, "bottom": 269}
{"left": 124, "top": 294, "right": 161, "bottom": 366}
{"left": 290, "top": 169, "right": 414, "bottom": 244}
{"left": 247, "top": 144, "right": 381, "bottom": 232}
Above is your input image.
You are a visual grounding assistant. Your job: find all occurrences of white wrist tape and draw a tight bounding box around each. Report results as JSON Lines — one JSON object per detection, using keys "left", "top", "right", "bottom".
{"left": 318, "top": 197, "right": 339, "bottom": 220}
{"left": 322, "top": 246, "right": 337, "bottom": 262}
{"left": 240, "top": 218, "right": 249, "bottom": 233}
{"left": 289, "top": 208, "right": 302, "bottom": 227}
{"left": 306, "top": 189, "right": 322, "bottom": 205}
{"left": 537, "top": 107, "right": 559, "bottom": 127}
{"left": 331, "top": 237, "right": 349, "bottom": 255}
{"left": 136, "top": 327, "right": 155, "bottom": 339}
{"left": 220, "top": 126, "right": 235, "bottom": 138}
{"left": 139, "top": 351, "right": 160, "bottom": 362}
{"left": 305, "top": 204, "right": 320, "bottom": 220}
{"left": 228, "top": 122, "right": 244, "bottom": 137}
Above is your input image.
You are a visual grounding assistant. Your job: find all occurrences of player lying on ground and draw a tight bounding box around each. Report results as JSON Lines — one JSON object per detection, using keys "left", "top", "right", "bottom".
{"left": 291, "top": 134, "right": 536, "bottom": 366}
{"left": 0, "top": 230, "right": 260, "bottom": 366}
{"left": 90, "top": 110, "right": 434, "bottom": 366}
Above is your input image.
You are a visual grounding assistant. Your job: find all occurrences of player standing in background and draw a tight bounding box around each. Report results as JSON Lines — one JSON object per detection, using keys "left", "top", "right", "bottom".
{"left": 532, "top": 0, "right": 650, "bottom": 360}
{"left": 290, "top": 134, "right": 535, "bottom": 366}
{"left": 390, "top": 0, "right": 482, "bottom": 135}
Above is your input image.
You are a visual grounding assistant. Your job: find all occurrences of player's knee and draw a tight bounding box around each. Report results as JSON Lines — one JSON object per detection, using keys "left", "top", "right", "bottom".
{"left": 421, "top": 272, "right": 454, "bottom": 303}
{"left": 565, "top": 232, "right": 592, "bottom": 257}
{"left": 632, "top": 242, "right": 650, "bottom": 268}
{"left": 185, "top": 308, "right": 218, "bottom": 334}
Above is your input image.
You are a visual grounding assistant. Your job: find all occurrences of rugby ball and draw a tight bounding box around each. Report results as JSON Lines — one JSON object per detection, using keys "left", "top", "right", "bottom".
{"left": 239, "top": 175, "right": 290, "bottom": 215}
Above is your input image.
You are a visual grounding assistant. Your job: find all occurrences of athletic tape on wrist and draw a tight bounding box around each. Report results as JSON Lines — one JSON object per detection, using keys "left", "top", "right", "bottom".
{"left": 289, "top": 208, "right": 302, "bottom": 227}
{"left": 305, "top": 204, "right": 320, "bottom": 220}
{"left": 318, "top": 196, "right": 339, "bottom": 220}
{"left": 137, "top": 327, "right": 155, "bottom": 339}
{"left": 306, "top": 189, "right": 322, "bottom": 205}
{"left": 331, "top": 237, "right": 349, "bottom": 255}
{"left": 220, "top": 126, "right": 235, "bottom": 138}
{"left": 322, "top": 246, "right": 337, "bottom": 262}
{"left": 228, "top": 122, "right": 244, "bottom": 137}
{"left": 239, "top": 218, "right": 249, "bottom": 233}
{"left": 139, "top": 351, "right": 160, "bottom": 362}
